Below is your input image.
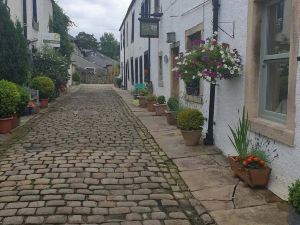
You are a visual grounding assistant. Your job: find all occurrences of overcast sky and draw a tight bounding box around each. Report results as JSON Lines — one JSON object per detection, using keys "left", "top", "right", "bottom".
{"left": 56, "top": 0, "right": 132, "bottom": 41}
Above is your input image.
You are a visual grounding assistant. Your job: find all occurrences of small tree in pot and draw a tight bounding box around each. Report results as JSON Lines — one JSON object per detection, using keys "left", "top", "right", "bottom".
{"left": 146, "top": 95, "right": 157, "bottom": 112}
{"left": 177, "top": 108, "right": 204, "bottom": 146}
{"left": 165, "top": 97, "right": 179, "bottom": 125}
{"left": 0, "top": 80, "right": 20, "bottom": 133}
{"left": 12, "top": 85, "right": 30, "bottom": 128}
{"left": 154, "top": 96, "right": 167, "bottom": 116}
{"left": 138, "top": 89, "right": 149, "bottom": 108}
{"left": 289, "top": 180, "right": 300, "bottom": 225}
{"left": 32, "top": 76, "right": 55, "bottom": 108}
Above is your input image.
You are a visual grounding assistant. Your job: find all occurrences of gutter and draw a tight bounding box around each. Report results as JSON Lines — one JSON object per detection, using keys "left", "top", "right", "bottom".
{"left": 119, "top": 0, "right": 136, "bottom": 31}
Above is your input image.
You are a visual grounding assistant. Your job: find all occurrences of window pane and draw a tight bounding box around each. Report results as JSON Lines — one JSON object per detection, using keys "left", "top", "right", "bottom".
{"left": 264, "top": 61, "right": 289, "bottom": 115}
{"left": 267, "top": 0, "right": 291, "bottom": 55}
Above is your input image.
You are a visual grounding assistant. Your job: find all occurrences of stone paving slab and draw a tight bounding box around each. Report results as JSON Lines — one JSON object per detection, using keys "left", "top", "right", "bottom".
{"left": 114, "top": 86, "right": 289, "bottom": 225}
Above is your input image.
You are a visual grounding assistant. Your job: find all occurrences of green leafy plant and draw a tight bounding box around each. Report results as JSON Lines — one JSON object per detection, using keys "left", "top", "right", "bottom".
{"left": 72, "top": 72, "right": 81, "bottom": 83}
{"left": 177, "top": 108, "right": 204, "bottom": 131}
{"left": 167, "top": 97, "right": 179, "bottom": 112}
{"left": 228, "top": 107, "right": 250, "bottom": 161}
{"left": 138, "top": 89, "right": 149, "bottom": 96}
{"left": 289, "top": 180, "right": 300, "bottom": 214}
{"left": 16, "top": 85, "right": 30, "bottom": 116}
{"left": 157, "top": 96, "right": 166, "bottom": 104}
{"left": 146, "top": 95, "right": 157, "bottom": 102}
{"left": 0, "top": 80, "right": 20, "bottom": 118}
{"left": 31, "top": 76, "right": 55, "bottom": 99}
{"left": 115, "top": 77, "right": 122, "bottom": 88}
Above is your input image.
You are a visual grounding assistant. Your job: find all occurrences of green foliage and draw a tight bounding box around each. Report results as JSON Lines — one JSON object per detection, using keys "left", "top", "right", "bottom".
{"left": 289, "top": 180, "right": 300, "bottom": 214}
{"left": 157, "top": 96, "right": 166, "bottom": 104}
{"left": 146, "top": 95, "right": 157, "bottom": 102}
{"left": 16, "top": 85, "right": 30, "bottom": 116}
{"left": 31, "top": 76, "right": 55, "bottom": 99}
{"left": 76, "top": 32, "right": 99, "bottom": 51}
{"left": 33, "top": 46, "right": 70, "bottom": 87}
{"left": 138, "top": 89, "right": 149, "bottom": 96}
{"left": 99, "top": 32, "right": 120, "bottom": 60}
{"left": 249, "top": 149, "right": 270, "bottom": 164}
{"left": 115, "top": 78, "right": 122, "bottom": 88}
{"left": 177, "top": 108, "right": 204, "bottom": 131}
{"left": 167, "top": 97, "right": 179, "bottom": 112}
{"left": 52, "top": 1, "right": 74, "bottom": 62}
{"left": 0, "top": 80, "right": 20, "bottom": 118}
{"left": 0, "top": 1, "right": 29, "bottom": 84}
{"left": 72, "top": 71, "right": 81, "bottom": 83}
{"left": 228, "top": 107, "right": 250, "bottom": 160}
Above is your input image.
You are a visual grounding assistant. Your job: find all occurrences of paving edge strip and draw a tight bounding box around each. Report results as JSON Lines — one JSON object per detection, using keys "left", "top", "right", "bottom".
{"left": 114, "top": 87, "right": 217, "bottom": 225}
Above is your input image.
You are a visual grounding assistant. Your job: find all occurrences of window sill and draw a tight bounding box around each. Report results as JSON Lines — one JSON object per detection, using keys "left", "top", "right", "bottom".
{"left": 184, "top": 94, "right": 203, "bottom": 104}
{"left": 250, "top": 117, "right": 294, "bottom": 147}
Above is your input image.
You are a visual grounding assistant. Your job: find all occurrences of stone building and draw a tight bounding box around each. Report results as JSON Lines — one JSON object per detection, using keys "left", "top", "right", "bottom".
{"left": 120, "top": 0, "right": 300, "bottom": 199}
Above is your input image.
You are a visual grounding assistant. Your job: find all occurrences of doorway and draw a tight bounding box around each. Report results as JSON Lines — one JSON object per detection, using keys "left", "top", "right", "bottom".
{"left": 170, "top": 43, "right": 180, "bottom": 98}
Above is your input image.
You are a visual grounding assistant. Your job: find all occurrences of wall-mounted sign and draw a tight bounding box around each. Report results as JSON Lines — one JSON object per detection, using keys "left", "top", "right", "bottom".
{"left": 139, "top": 18, "right": 160, "bottom": 38}
{"left": 42, "top": 33, "right": 60, "bottom": 48}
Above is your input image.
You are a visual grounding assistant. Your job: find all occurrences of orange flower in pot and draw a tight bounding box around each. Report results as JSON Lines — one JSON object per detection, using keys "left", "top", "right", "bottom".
{"left": 31, "top": 76, "right": 55, "bottom": 108}
{"left": 154, "top": 96, "right": 167, "bottom": 116}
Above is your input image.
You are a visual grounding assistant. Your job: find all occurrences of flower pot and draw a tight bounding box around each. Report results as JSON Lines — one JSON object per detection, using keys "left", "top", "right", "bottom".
{"left": 289, "top": 208, "right": 300, "bottom": 225}
{"left": 181, "top": 130, "right": 202, "bottom": 146}
{"left": 147, "top": 101, "right": 156, "bottom": 112}
{"left": 39, "top": 99, "right": 49, "bottom": 108}
{"left": 165, "top": 111, "right": 177, "bottom": 125}
{"left": 11, "top": 114, "right": 18, "bottom": 129}
{"left": 154, "top": 104, "right": 167, "bottom": 116}
{"left": 138, "top": 96, "right": 147, "bottom": 108}
{"left": 228, "top": 156, "right": 271, "bottom": 188}
{"left": 0, "top": 117, "right": 13, "bottom": 134}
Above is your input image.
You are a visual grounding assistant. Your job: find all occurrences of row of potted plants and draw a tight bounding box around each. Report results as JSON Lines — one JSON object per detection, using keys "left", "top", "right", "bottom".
{"left": 0, "top": 76, "right": 55, "bottom": 134}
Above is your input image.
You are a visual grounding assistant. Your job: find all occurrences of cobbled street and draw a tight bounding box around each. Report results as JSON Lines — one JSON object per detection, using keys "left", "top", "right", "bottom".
{"left": 0, "top": 86, "right": 205, "bottom": 225}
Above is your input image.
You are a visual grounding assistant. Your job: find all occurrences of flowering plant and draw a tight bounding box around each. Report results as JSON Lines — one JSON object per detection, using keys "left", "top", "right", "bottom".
{"left": 173, "top": 34, "right": 242, "bottom": 83}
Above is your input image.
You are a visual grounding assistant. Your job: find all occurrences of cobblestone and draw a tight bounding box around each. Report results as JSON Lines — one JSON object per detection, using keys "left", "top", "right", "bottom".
{"left": 0, "top": 86, "right": 205, "bottom": 224}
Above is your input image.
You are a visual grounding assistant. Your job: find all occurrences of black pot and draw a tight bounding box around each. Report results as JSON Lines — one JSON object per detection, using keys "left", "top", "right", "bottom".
{"left": 289, "top": 209, "right": 300, "bottom": 225}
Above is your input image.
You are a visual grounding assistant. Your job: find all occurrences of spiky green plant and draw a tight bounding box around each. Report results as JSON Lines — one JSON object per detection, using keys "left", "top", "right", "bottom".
{"left": 228, "top": 107, "right": 250, "bottom": 160}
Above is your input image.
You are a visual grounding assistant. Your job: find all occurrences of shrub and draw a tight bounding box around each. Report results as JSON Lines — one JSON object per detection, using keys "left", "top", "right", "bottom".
{"left": 289, "top": 180, "right": 300, "bottom": 214}
{"left": 139, "top": 89, "right": 149, "bottom": 96}
{"left": 31, "top": 76, "right": 55, "bottom": 99}
{"left": 146, "top": 95, "right": 157, "bottom": 102}
{"left": 0, "top": 80, "right": 20, "bottom": 118}
{"left": 157, "top": 96, "right": 166, "bottom": 104}
{"left": 177, "top": 108, "right": 204, "bottom": 131}
{"left": 115, "top": 77, "right": 122, "bottom": 88}
{"left": 16, "top": 85, "right": 30, "bottom": 116}
{"left": 72, "top": 72, "right": 81, "bottom": 83}
{"left": 167, "top": 97, "right": 179, "bottom": 111}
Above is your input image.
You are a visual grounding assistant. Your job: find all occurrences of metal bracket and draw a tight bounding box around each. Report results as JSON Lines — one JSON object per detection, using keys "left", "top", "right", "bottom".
{"left": 218, "top": 21, "right": 235, "bottom": 38}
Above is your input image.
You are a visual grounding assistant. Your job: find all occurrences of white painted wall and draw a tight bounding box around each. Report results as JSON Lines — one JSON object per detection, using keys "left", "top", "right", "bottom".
{"left": 121, "top": 0, "right": 299, "bottom": 199}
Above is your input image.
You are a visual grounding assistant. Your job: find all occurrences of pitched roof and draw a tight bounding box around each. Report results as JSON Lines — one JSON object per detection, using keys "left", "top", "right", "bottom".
{"left": 119, "top": 0, "right": 136, "bottom": 31}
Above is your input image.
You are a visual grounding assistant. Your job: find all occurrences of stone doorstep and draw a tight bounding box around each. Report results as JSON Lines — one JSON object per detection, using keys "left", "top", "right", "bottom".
{"left": 115, "top": 87, "right": 289, "bottom": 225}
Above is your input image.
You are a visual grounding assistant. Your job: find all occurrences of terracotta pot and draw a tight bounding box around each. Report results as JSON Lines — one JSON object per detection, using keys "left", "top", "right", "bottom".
{"left": 181, "top": 130, "right": 202, "bottom": 146}
{"left": 40, "top": 99, "right": 49, "bottom": 108}
{"left": 0, "top": 117, "right": 13, "bottom": 134}
{"left": 165, "top": 111, "right": 177, "bottom": 125}
{"left": 138, "top": 96, "right": 147, "bottom": 108}
{"left": 147, "top": 101, "right": 156, "bottom": 112}
{"left": 11, "top": 114, "right": 18, "bottom": 129}
{"left": 289, "top": 208, "right": 300, "bottom": 225}
{"left": 154, "top": 104, "right": 167, "bottom": 116}
{"left": 228, "top": 156, "right": 271, "bottom": 188}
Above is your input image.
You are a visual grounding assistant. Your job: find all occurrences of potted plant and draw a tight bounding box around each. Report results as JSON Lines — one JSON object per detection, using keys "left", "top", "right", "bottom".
{"left": 228, "top": 108, "right": 272, "bottom": 188}
{"left": 146, "top": 95, "right": 157, "bottom": 112}
{"left": 12, "top": 86, "right": 30, "bottom": 128}
{"left": 154, "top": 96, "right": 167, "bottom": 116}
{"left": 138, "top": 89, "right": 149, "bottom": 108}
{"left": 177, "top": 108, "right": 204, "bottom": 146}
{"left": 165, "top": 97, "right": 179, "bottom": 125}
{"left": 0, "top": 80, "right": 20, "bottom": 134}
{"left": 72, "top": 71, "right": 81, "bottom": 85}
{"left": 289, "top": 180, "right": 300, "bottom": 225}
{"left": 32, "top": 76, "right": 55, "bottom": 108}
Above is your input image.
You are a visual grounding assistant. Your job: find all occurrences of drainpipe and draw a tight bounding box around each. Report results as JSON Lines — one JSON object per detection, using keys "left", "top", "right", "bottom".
{"left": 204, "top": 0, "right": 220, "bottom": 145}
{"left": 22, "top": 0, "right": 27, "bottom": 38}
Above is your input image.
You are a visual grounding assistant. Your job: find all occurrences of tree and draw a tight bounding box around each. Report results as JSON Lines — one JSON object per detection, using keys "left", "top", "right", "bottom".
{"left": 52, "top": 0, "right": 74, "bottom": 62}
{"left": 0, "top": 0, "right": 29, "bottom": 84}
{"left": 99, "top": 33, "right": 120, "bottom": 60}
{"left": 76, "top": 32, "right": 99, "bottom": 51}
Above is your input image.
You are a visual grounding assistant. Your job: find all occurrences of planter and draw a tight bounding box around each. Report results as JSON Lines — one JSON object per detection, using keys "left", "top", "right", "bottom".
{"left": 39, "top": 99, "right": 49, "bottom": 108}
{"left": 181, "top": 130, "right": 202, "bottom": 146}
{"left": 165, "top": 111, "right": 177, "bottom": 125}
{"left": 138, "top": 96, "right": 147, "bottom": 108}
{"left": 154, "top": 104, "right": 167, "bottom": 116}
{"left": 133, "top": 94, "right": 138, "bottom": 100}
{"left": 11, "top": 114, "right": 18, "bottom": 129}
{"left": 0, "top": 117, "right": 13, "bottom": 134}
{"left": 228, "top": 156, "right": 271, "bottom": 188}
{"left": 147, "top": 101, "right": 156, "bottom": 112}
{"left": 289, "top": 208, "right": 300, "bottom": 225}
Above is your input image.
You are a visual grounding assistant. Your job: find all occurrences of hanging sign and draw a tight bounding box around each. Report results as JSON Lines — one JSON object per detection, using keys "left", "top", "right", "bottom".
{"left": 139, "top": 18, "right": 160, "bottom": 38}
{"left": 42, "top": 33, "right": 61, "bottom": 47}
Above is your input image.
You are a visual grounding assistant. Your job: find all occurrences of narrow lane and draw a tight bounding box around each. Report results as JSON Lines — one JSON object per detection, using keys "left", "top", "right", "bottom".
{"left": 0, "top": 86, "right": 204, "bottom": 225}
